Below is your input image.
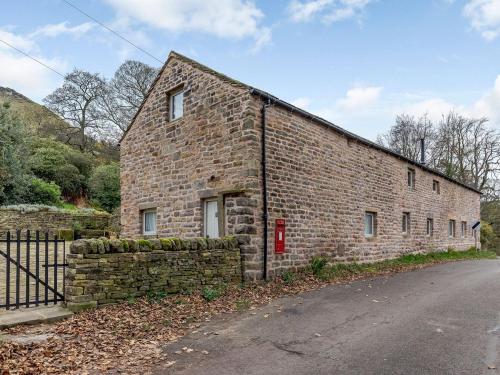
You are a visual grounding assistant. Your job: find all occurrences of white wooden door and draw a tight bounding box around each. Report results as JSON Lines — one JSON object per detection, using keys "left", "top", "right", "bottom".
{"left": 204, "top": 200, "right": 219, "bottom": 238}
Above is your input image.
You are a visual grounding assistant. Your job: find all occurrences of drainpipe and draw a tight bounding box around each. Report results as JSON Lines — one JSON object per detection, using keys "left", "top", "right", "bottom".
{"left": 261, "top": 99, "right": 271, "bottom": 281}
{"left": 420, "top": 138, "right": 425, "bottom": 165}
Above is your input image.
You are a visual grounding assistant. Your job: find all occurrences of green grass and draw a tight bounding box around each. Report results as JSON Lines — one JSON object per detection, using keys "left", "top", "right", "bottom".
{"left": 312, "top": 248, "right": 496, "bottom": 281}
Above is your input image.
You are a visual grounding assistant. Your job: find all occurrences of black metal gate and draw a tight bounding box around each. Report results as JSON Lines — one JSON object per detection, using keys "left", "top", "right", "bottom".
{"left": 0, "top": 230, "right": 66, "bottom": 310}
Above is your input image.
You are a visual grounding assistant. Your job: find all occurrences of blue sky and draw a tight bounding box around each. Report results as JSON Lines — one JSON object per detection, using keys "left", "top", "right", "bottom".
{"left": 1, "top": 0, "right": 499, "bottom": 140}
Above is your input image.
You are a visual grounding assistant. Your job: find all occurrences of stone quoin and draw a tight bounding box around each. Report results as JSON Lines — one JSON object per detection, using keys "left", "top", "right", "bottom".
{"left": 120, "top": 51, "right": 481, "bottom": 281}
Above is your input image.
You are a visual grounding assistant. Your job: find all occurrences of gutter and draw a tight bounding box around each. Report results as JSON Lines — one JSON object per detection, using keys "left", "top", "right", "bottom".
{"left": 249, "top": 88, "right": 481, "bottom": 195}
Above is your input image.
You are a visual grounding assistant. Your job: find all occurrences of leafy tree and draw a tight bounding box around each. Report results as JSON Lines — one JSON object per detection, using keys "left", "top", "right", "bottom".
{"left": 89, "top": 163, "right": 120, "bottom": 212}
{"left": 0, "top": 103, "right": 31, "bottom": 204}
{"left": 28, "top": 138, "right": 93, "bottom": 200}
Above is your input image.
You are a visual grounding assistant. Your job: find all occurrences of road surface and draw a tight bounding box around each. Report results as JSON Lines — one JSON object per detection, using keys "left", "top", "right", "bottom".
{"left": 156, "top": 259, "right": 500, "bottom": 375}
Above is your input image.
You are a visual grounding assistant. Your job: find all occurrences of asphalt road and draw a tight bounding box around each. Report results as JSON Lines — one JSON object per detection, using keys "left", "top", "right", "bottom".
{"left": 156, "top": 259, "right": 500, "bottom": 375}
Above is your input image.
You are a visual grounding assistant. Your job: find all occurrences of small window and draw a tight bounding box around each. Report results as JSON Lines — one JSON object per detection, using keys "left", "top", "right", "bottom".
{"left": 365, "top": 212, "right": 376, "bottom": 237}
{"left": 426, "top": 218, "right": 434, "bottom": 237}
{"left": 407, "top": 168, "right": 416, "bottom": 189}
{"left": 448, "top": 220, "right": 456, "bottom": 238}
{"left": 204, "top": 199, "right": 219, "bottom": 238}
{"left": 170, "top": 90, "right": 184, "bottom": 120}
{"left": 143, "top": 209, "right": 157, "bottom": 235}
{"left": 433, "top": 180, "right": 440, "bottom": 194}
{"left": 402, "top": 212, "right": 410, "bottom": 234}
{"left": 461, "top": 221, "right": 467, "bottom": 238}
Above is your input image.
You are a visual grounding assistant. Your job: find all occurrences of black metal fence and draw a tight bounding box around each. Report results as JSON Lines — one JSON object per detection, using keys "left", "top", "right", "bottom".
{"left": 0, "top": 230, "right": 66, "bottom": 310}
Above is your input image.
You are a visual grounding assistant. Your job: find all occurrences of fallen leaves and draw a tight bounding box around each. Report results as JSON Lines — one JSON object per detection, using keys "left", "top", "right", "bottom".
{"left": 0, "top": 259, "right": 456, "bottom": 374}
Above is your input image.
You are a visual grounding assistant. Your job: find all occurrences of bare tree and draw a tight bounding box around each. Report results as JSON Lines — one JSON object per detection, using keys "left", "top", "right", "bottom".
{"left": 378, "top": 111, "right": 500, "bottom": 195}
{"left": 44, "top": 69, "right": 108, "bottom": 152}
{"left": 377, "top": 114, "right": 435, "bottom": 162}
{"left": 100, "top": 60, "right": 158, "bottom": 138}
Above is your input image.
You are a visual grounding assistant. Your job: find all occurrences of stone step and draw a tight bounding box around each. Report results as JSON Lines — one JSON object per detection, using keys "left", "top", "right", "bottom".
{"left": 0, "top": 305, "right": 73, "bottom": 329}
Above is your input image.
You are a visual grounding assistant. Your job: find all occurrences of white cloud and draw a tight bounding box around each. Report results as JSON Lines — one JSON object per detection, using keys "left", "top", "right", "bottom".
{"left": 463, "top": 0, "right": 500, "bottom": 40}
{"left": 103, "top": 0, "right": 271, "bottom": 50}
{"left": 395, "top": 76, "right": 500, "bottom": 126}
{"left": 30, "top": 22, "right": 94, "bottom": 39}
{"left": 291, "top": 97, "right": 311, "bottom": 109}
{"left": 0, "top": 29, "right": 65, "bottom": 100}
{"left": 470, "top": 75, "right": 500, "bottom": 123}
{"left": 398, "top": 98, "right": 459, "bottom": 123}
{"left": 337, "top": 86, "right": 382, "bottom": 110}
{"left": 288, "top": 0, "right": 373, "bottom": 24}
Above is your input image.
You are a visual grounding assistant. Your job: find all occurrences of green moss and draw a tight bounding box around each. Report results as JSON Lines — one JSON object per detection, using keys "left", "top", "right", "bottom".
{"left": 137, "top": 239, "right": 154, "bottom": 252}
{"left": 121, "top": 239, "right": 130, "bottom": 252}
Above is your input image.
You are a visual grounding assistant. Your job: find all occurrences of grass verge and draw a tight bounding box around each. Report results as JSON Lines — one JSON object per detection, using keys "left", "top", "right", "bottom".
{"left": 311, "top": 248, "right": 496, "bottom": 280}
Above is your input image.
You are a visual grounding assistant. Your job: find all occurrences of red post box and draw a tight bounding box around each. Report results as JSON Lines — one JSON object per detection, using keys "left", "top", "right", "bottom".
{"left": 275, "top": 219, "right": 285, "bottom": 254}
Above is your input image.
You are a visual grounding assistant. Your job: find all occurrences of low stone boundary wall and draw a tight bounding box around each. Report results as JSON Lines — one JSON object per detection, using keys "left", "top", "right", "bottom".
{"left": 0, "top": 206, "right": 111, "bottom": 237}
{"left": 65, "top": 237, "right": 241, "bottom": 311}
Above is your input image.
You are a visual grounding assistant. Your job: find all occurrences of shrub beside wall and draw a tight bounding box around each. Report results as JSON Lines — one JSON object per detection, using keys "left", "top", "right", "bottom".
{"left": 65, "top": 237, "right": 241, "bottom": 312}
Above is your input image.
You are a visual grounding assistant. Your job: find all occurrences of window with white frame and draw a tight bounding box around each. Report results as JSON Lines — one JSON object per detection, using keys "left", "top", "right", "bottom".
{"left": 365, "top": 212, "right": 376, "bottom": 237}
{"left": 142, "top": 209, "right": 157, "bottom": 235}
{"left": 170, "top": 90, "right": 184, "bottom": 120}
{"left": 461, "top": 221, "right": 467, "bottom": 238}
{"left": 448, "top": 220, "right": 456, "bottom": 238}
{"left": 407, "top": 168, "right": 416, "bottom": 189}
{"left": 203, "top": 199, "right": 219, "bottom": 238}
{"left": 426, "top": 218, "right": 434, "bottom": 236}
{"left": 402, "top": 212, "right": 410, "bottom": 234}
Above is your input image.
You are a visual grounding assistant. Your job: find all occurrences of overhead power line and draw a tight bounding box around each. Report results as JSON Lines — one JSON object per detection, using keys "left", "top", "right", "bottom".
{"left": 61, "top": 0, "right": 164, "bottom": 64}
{"left": 0, "top": 38, "right": 66, "bottom": 78}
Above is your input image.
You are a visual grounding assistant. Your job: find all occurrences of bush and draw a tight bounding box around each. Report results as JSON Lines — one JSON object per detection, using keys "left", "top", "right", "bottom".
{"left": 28, "top": 145, "right": 87, "bottom": 200}
{"left": 89, "top": 163, "right": 120, "bottom": 212}
{"left": 202, "top": 286, "right": 222, "bottom": 302}
{"left": 481, "top": 222, "right": 497, "bottom": 251}
{"left": 310, "top": 256, "right": 328, "bottom": 276}
{"left": 27, "top": 178, "right": 61, "bottom": 205}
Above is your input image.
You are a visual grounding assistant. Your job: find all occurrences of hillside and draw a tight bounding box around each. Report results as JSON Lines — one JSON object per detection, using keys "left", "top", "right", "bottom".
{"left": 0, "top": 86, "right": 119, "bottom": 161}
{"left": 0, "top": 86, "right": 71, "bottom": 138}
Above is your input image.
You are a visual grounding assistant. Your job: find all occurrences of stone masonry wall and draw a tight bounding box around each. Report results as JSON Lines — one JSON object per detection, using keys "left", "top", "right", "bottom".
{"left": 256, "top": 96, "right": 481, "bottom": 276}
{"left": 65, "top": 236, "right": 241, "bottom": 311}
{"left": 120, "top": 53, "right": 263, "bottom": 280}
{"left": 0, "top": 207, "right": 111, "bottom": 237}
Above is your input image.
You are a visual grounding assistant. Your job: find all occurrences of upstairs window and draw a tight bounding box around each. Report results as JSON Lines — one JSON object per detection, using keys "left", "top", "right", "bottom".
{"left": 433, "top": 180, "right": 440, "bottom": 194}
{"left": 365, "top": 212, "right": 376, "bottom": 237}
{"left": 170, "top": 90, "right": 184, "bottom": 120}
{"left": 407, "top": 168, "right": 416, "bottom": 189}
{"left": 448, "top": 220, "right": 456, "bottom": 238}
{"left": 426, "top": 218, "right": 434, "bottom": 237}
{"left": 461, "top": 221, "right": 467, "bottom": 238}
{"left": 142, "top": 209, "right": 157, "bottom": 236}
{"left": 402, "top": 212, "right": 410, "bottom": 234}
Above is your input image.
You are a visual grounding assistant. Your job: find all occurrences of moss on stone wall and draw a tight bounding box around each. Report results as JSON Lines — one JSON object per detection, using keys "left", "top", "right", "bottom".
{"left": 65, "top": 237, "right": 242, "bottom": 312}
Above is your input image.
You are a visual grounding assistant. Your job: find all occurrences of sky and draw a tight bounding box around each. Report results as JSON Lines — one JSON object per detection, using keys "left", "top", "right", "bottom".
{"left": 0, "top": 0, "right": 499, "bottom": 140}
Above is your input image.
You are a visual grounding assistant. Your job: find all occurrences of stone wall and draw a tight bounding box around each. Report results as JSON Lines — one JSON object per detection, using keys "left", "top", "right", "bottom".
{"left": 65, "top": 236, "right": 241, "bottom": 311}
{"left": 0, "top": 206, "right": 111, "bottom": 237}
{"left": 120, "top": 52, "right": 481, "bottom": 281}
{"left": 259, "top": 96, "right": 481, "bottom": 276}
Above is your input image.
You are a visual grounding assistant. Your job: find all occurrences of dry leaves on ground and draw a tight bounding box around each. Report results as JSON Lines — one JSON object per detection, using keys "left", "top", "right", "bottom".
{"left": 0, "top": 260, "right": 445, "bottom": 374}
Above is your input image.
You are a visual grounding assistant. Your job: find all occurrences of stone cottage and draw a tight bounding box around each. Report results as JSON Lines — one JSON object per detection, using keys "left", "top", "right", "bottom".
{"left": 120, "top": 51, "right": 481, "bottom": 280}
